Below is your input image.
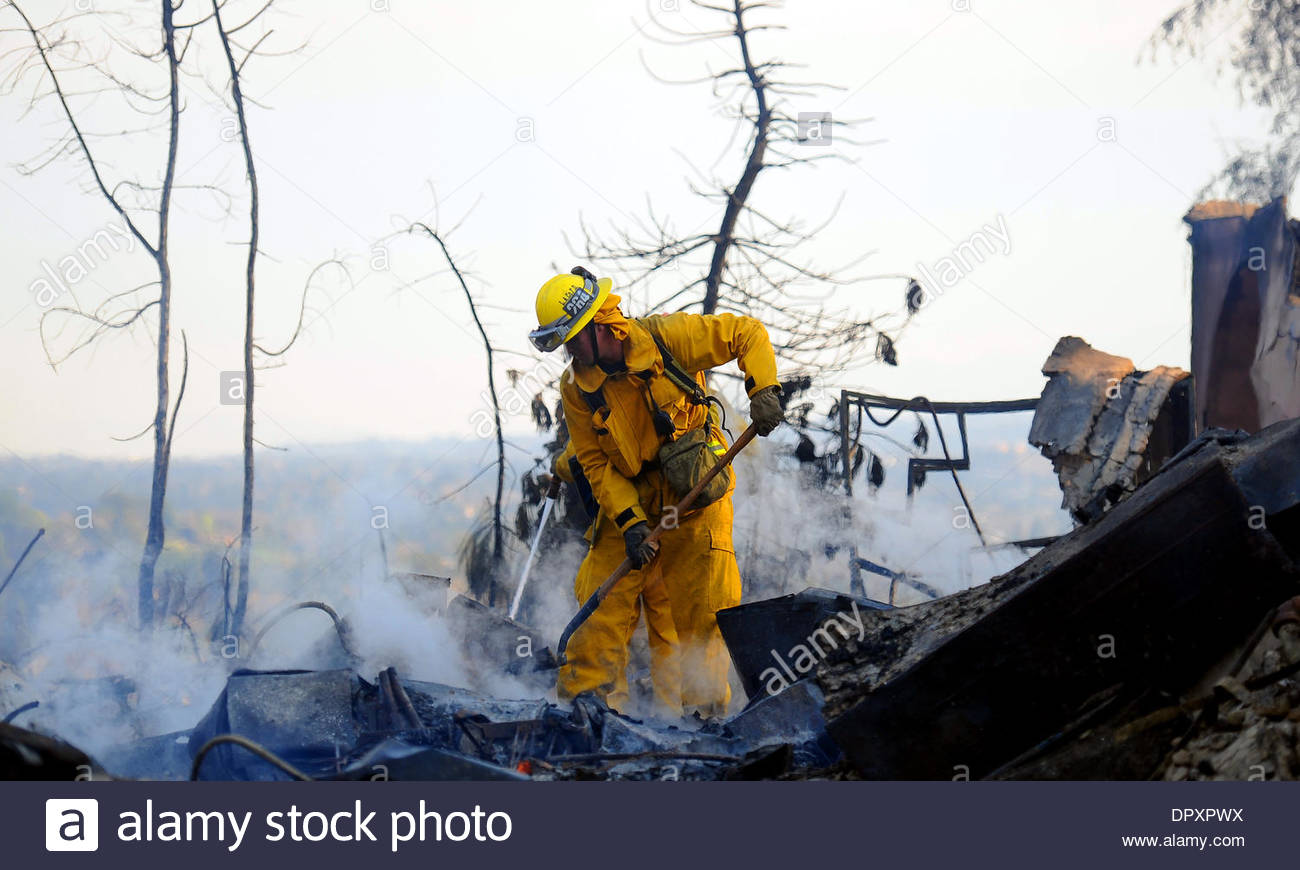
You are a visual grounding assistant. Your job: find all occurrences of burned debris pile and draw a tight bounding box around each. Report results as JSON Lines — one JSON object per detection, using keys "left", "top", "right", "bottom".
{"left": 88, "top": 667, "right": 832, "bottom": 782}
{"left": 816, "top": 415, "right": 1300, "bottom": 780}
{"left": 1162, "top": 596, "right": 1300, "bottom": 781}
{"left": 1, "top": 585, "right": 839, "bottom": 781}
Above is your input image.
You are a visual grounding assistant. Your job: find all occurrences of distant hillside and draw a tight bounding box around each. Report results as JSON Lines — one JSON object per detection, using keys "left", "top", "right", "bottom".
{"left": 0, "top": 437, "right": 533, "bottom": 566}
{"left": 0, "top": 416, "right": 1071, "bottom": 658}
{"left": 0, "top": 436, "right": 554, "bottom": 658}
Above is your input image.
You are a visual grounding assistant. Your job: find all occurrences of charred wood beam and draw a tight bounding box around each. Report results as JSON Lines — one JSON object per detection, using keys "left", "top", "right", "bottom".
{"left": 824, "top": 418, "right": 1300, "bottom": 780}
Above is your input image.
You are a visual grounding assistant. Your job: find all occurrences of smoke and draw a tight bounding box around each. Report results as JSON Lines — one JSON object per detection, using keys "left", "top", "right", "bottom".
{"left": 0, "top": 412, "right": 1070, "bottom": 760}
{"left": 2, "top": 547, "right": 231, "bottom": 759}
{"left": 0, "top": 440, "right": 545, "bottom": 762}
{"left": 0, "top": 545, "right": 552, "bottom": 762}
{"left": 346, "top": 572, "right": 547, "bottom": 701}
{"left": 505, "top": 536, "right": 588, "bottom": 643}
{"left": 729, "top": 406, "right": 1071, "bottom": 605}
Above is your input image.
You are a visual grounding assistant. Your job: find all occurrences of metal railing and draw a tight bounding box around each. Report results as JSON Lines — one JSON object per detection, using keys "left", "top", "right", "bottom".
{"left": 836, "top": 390, "right": 1047, "bottom": 600}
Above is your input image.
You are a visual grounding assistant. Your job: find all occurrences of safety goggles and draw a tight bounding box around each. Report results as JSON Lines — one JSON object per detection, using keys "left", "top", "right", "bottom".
{"left": 528, "top": 274, "right": 600, "bottom": 353}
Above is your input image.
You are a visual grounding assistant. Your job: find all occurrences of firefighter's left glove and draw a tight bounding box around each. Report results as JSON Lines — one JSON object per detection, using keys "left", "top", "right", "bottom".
{"left": 623, "top": 521, "right": 660, "bottom": 569}
{"left": 749, "top": 385, "right": 784, "bottom": 437}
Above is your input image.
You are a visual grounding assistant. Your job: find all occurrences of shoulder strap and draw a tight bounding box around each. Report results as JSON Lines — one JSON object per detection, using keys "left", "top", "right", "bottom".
{"left": 637, "top": 317, "right": 709, "bottom": 406}
{"left": 579, "top": 386, "right": 606, "bottom": 414}
{"left": 567, "top": 454, "right": 597, "bottom": 520}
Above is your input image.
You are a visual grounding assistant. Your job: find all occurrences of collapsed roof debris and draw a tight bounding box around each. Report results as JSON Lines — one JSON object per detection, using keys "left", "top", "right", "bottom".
{"left": 817, "top": 416, "right": 1300, "bottom": 780}
{"left": 1028, "top": 336, "right": 1193, "bottom": 522}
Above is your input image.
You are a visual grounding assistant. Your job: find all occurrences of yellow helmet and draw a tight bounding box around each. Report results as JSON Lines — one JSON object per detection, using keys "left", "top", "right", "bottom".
{"left": 529, "top": 267, "right": 612, "bottom": 353}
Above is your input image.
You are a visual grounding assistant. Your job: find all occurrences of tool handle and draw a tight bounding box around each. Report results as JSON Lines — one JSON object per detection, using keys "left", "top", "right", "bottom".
{"left": 556, "top": 423, "right": 757, "bottom": 664}
{"left": 555, "top": 588, "right": 604, "bottom": 664}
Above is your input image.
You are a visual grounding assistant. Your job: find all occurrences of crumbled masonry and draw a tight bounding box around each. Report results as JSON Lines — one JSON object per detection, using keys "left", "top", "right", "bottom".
{"left": 1028, "top": 336, "right": 1193, "bottom": 522}
{"left": 1161, "top": 616, "right": 1300, "bottom": 783}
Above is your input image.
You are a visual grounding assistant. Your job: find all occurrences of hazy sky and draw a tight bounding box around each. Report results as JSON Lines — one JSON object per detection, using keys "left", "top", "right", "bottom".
{"left": 0, "top": 0, "right": 1277, "bottom": 459}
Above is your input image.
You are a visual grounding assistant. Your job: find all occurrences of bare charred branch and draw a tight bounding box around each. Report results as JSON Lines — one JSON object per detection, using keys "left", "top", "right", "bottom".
{"left": 577, "top": 0, "right": 907, "bottom": 375}
{"left": 407, "top": 222, "right": 508, "bottom": 604}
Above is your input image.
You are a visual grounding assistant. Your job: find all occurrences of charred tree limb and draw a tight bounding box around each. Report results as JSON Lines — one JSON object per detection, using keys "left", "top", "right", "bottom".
{"left": 0, "top": 528, "right": 45, "bottom": 603}
{"left": 407, "top": 223, "right": 507, "bottom": 601}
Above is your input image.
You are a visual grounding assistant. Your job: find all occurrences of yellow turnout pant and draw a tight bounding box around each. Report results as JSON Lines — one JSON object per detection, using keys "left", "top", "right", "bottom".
{"left": 557, "top": 481, "right": 742, "bottom": 718}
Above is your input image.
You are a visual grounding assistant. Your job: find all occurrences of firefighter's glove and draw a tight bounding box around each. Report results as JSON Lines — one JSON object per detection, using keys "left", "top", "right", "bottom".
{"left": 623, "top": 521, "right": 660, "bottom": 569}
{"left": 749, "top": 385, "right": 785, "bottom": 437}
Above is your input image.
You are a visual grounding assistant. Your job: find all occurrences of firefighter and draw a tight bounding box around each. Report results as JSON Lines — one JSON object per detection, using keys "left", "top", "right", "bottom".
{"left": 529, "top": 267, "right": 783, "bottom": 717}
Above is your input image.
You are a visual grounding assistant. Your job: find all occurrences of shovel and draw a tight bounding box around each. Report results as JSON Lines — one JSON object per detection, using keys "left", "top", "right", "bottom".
{"left": 556, "top": 422, "right": 758, "bottom": 664}
{"left": 508, "top": 476, "right": 562, "bottom": 621}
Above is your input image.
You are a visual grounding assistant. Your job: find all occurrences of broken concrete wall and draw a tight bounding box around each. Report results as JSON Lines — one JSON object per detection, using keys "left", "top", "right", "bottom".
{"left": 1185, "top": 197, "right": 1300, "bottom": 432}
{"left": 1028, "top": 336, "right": 1193, "bottom": 521}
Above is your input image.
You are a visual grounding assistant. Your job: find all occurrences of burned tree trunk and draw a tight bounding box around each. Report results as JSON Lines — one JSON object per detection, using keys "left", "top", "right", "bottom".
{"left": 211, "top": 0, "right": 264, "bottom": 637}
{"left": 701, "top": 0, "right": 769, "bottom": 317}
{"left": 577, "top": 0, "right": 907, "bottom": 373}
{"left": 135, "top": 0, "right": 183, "bottom": 629}
{"left": 9, "top": 1, "right": 186, "bottom": 628}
